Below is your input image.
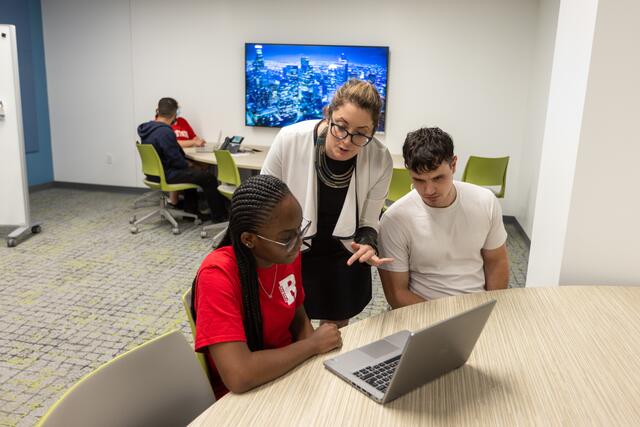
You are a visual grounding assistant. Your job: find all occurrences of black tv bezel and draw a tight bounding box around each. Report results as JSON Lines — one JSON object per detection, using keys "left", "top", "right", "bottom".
{"left": 244, "top": 42, "right": 390, "bottom": 132}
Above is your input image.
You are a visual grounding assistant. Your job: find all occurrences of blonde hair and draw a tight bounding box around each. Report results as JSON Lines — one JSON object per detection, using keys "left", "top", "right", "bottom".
{"left": 325, "top": 79, "right": 382, "bottom": 131}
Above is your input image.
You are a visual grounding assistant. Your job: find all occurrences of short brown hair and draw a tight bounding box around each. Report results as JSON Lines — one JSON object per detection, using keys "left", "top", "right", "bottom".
{"left": 157, "top": 97, "right": 178, "bottom": 119}
{"left": 325, "top": 79, "right": 382, "bottom": 131}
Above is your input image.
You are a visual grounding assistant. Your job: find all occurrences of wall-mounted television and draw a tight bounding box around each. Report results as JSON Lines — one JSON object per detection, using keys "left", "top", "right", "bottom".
{"left": 245, "top": 43, "right": 389, "bottom": 132}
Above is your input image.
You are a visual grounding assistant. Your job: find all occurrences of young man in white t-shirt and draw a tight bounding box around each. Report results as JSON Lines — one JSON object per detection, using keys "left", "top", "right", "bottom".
{"left": 378, "top": 127, "right": 509, "bottom": 308}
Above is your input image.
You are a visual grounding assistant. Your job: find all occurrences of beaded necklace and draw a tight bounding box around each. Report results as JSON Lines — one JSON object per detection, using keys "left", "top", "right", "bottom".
{"left": 314, "top": 127, "right": 355, "bottom": 189}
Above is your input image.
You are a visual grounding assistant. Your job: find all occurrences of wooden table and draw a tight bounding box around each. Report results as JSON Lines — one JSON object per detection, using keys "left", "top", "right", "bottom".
{"left": 189, "top": 286, "right": 640, "bottom": 426}
{"left": 184, "top": 145, "right": 269, "bottom": 171}
{"left": 185, "top": 145, "right": 405, "bottom": 171}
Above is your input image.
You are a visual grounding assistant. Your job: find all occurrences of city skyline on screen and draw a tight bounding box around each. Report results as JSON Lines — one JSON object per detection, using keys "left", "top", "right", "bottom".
{"left": 245, "top": 43, "right": 389, "bottom": 131}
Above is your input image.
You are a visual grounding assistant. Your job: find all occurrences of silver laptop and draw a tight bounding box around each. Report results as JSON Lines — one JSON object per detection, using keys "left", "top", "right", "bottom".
{"left": 194, "top": 144, "right": 215, "bottom": 153}
{"left": 195, "top": 131, "right": 222, "bottom": 153}
{"left": 324, "top": 299, "right": 496, "bottom": 404}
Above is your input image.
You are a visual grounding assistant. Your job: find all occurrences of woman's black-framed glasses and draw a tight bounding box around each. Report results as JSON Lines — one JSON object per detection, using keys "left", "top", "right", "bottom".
{"left": 256, "top": 218, "right": 312, "bottom": 252}
{"left": 329, "top": 121, "right": 374, "bottom": 147}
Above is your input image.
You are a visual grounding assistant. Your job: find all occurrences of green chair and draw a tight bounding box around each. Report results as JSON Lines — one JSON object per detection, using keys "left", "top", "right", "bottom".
{"left": 213, "top": 149, "right": 241, "bottom": 200}
{"left": 130, "top": 143, "right": 201, "bottom": 235}
{"left": 461, "top": 156, "right": 510, "bottom": 198}
{"left": 37, "top": 330, "right": 215, "bottom": 427}
{"left": 200, "top": 150, "right": 241, "bottom": 242}
{"left": 383, "top": 168, "right": 413, "bottom": 211}
{"left": 182, "top": 287, "right": 211, "bottom": 382}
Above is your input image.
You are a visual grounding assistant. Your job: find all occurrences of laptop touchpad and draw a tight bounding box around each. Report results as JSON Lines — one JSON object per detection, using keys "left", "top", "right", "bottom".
{"left": 360, "top": 340, "right": 399, "bottom": 359}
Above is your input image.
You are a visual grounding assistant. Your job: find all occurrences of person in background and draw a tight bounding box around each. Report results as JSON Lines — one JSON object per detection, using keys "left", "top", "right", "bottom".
{"left": 137, "top": 97, "right": 227, "bottom": 223}
{"left": 169, "top": 104, "right": 205, "bottom": 205}
{"left": 378, "top": 127, "right": 509, "bottom": 308}
{"left": 192, "top": 175, "right": 342, "bottom": 399}
{"left": 172, "top": 113, "right": 206, "bottom": 148}
{"left": 261, "top": 79, "right": 394, "bottom": 329}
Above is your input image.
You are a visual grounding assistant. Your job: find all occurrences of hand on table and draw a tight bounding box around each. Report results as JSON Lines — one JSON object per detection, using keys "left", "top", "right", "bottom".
{"left": 194, "top": 136, "right": 206, "bottom": 147}
{"left": 310, "top": 323, "right": 342, "bottom": 354}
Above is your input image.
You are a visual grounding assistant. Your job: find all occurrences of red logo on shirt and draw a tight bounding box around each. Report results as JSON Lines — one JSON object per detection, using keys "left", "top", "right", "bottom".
{"left": 278, "top": 274, "right": 296, "bottom": 305}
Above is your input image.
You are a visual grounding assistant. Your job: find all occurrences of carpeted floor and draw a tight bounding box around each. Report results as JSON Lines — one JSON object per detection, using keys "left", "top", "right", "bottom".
{"left": 0, "top": 187, "right": 529, "bottom": 426}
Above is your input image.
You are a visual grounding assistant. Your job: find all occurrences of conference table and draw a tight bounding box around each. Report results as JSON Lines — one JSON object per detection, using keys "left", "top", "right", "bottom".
{"left": 184, "top": 145, "right": 406, "bottom": 171}
{"left": 184, "top": 145, "right": 269, "bottom": 171}
{"left": 189, "top": 286, "right": 640, "bottom": 426}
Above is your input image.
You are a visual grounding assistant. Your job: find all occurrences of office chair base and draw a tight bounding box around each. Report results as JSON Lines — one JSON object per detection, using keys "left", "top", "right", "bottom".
{"left": 200, "top": 221, "right": 228, "bottom": 244}
{"left": 132, "top": 190, "right": 162, "bottom": 209}
{"left": 130, "top": 205, "right": 201, "bottom": 235}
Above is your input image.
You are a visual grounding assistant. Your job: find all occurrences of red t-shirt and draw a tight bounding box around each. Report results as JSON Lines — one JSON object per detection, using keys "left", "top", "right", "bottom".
{"left": 194, "top": 246, "right": 304, "bottom": 399}
{"left": 172, "top": 117, "right": 196, "bottom": 140}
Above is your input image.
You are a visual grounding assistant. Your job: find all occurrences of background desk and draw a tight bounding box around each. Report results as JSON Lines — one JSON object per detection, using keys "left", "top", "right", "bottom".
{"left": 184, "top": 145, "right": 268, "bottom": 171}
{"left": 190, "top": 286, "right": 640, "bottom": 426}
{"left": 185, "top": 145, "right": 406, "bottom": 171}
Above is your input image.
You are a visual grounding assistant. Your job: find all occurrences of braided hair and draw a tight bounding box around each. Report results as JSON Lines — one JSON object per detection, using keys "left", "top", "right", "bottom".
{"left": 218, "top": 174, "right": 291, "bottom": 351}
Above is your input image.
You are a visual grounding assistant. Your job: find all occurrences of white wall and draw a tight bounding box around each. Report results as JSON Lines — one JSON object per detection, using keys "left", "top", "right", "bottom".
{"left": 525, "top": 0, "right": 599, "bottom": 287}
{"left": 559, "top": 0, "right": 640, "bottom": 285}
{"left": 42, "top": 0, "right": 540, "bottom": 217}
{"left": 517, "top": 0, "right": 559, "bottom": 237}
{"left": 42, "top": 0, "right": 137, "bottom": 187}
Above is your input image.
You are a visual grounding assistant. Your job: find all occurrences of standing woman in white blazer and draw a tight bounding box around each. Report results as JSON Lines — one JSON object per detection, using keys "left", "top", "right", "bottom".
{"left": 261, "top": 79, "right": 393, "bottom": 328}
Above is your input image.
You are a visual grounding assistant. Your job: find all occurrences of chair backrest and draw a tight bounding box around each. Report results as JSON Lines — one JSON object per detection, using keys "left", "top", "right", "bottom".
{"left": 388, "top": 168, "right": 413, "bottom": 203}
{"left": 136, "top": 143, "right": 167, "bottom": 185}
{"left": 461, "top": 156, "right": 509, "bottom": 198}
{"left": 214, "top": 150, "right": 241, "bottom": 187}
{"left": 38, "top": 330, "right": 215, "bottom": 427}
{"left": 182, "top": 288, "right": 211, "bottom": 381}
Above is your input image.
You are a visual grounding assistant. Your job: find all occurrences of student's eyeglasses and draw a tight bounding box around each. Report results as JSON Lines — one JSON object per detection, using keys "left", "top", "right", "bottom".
{"left": 255, "top": 218, "right": 312, "bottom": 252}
{"left": 329, "top": 121, "right": 374, "bottom": 147}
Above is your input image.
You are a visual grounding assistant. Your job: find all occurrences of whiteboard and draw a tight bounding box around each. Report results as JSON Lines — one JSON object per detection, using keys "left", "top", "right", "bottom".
{"left": 0, "top": 25, "right": 30, "bottom": 227}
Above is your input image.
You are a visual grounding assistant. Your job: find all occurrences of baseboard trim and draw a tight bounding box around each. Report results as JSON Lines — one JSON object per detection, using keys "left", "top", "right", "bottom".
{"left": 503, "top": 215, "right": 531, "bottom": 247}
{"left": 28, "top": 182, "right": 56, "bottom": 193}
{"left": 30, "top": 181, "right": 148, "bottom": 194}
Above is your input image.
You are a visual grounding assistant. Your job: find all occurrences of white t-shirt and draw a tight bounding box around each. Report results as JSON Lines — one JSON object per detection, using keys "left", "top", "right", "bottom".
{"left": 378, "top": 181, "right": 507, "bottom": 300}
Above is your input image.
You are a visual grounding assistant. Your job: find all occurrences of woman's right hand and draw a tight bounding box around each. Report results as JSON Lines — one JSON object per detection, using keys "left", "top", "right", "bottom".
{"left": 310, "top": 323, "right": 342, "bottom": 354}
{"left": 194, "top": 136, "right": 206, "bottom": 147}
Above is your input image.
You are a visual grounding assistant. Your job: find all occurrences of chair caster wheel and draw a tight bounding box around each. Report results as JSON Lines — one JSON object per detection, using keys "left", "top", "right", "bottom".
{"left": 200, "top": 231, "right": 208, "bottom": 238}
{"left": 129, "top": 216, "right": 136, "bottom": 224}
{"left": 130, "top": 227, "right": 139, "bottom": 234}
{"left": 172, "top": 228, "right": 181, "bottom": 235}
{"left": 7, "top": 238, "right": 17, "bottom": 248}
{"left": 31, "top": 225, "right": 42, "bottom": 234}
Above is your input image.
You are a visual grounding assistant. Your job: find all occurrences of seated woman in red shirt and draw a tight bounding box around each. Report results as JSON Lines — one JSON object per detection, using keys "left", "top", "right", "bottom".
{"left": 192, "top": 174, "right": 342, "bottom": 399}
{"left": 172, "top": 115, "right": 206, "bottom": 148}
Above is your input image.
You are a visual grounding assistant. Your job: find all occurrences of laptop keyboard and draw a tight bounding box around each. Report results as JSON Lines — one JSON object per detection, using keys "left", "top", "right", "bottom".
{"left": 353, "top": 355, "right": 401, "bottom": 393}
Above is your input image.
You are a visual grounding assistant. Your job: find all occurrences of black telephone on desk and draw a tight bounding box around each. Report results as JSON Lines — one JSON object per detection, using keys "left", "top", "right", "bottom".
{"left": 220, "top": 135, "right": 244, "bottom": 153}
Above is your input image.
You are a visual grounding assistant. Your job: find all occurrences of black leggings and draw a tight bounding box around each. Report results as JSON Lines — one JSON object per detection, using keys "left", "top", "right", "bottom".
{"left": 167, "top": 167, "right": 228, "bottom": 220}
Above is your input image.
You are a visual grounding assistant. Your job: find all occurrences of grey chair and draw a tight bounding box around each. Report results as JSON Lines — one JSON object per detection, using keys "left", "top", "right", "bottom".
{"left": 37, "top": 330, "right": 215, "bottom": 427}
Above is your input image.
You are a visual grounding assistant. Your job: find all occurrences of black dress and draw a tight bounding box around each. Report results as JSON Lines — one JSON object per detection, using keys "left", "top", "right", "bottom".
{"left": 302, "top": 138, "right": 372, "bottom": 320}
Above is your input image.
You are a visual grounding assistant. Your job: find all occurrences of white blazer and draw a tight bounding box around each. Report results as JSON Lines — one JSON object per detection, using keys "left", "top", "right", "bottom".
{"left": 261, "top": 120, "right": 393, "bottom": 251}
